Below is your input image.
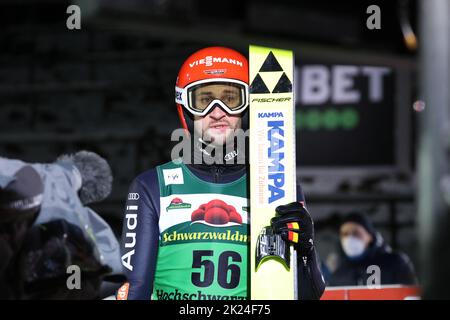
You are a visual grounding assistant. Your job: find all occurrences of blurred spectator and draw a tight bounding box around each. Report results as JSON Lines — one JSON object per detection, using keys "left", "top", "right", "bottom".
{"left": 329, "top": 212, "right": 418, "bottom": 287}
{"left": 0, "top": 153, "right": 124, "bottom": 299}
{"left": 0, "top": 166, "right": 43, "bottom": 298}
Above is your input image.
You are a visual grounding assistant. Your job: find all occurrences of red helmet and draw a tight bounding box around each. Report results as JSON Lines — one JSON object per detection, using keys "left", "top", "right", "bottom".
{"left": 175, "top": 47, "right": 249, "bottom": 134}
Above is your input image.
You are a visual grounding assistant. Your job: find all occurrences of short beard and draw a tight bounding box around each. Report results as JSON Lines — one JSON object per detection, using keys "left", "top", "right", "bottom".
{"left": 203, "top": 128, "right": 237, "bottom": 147}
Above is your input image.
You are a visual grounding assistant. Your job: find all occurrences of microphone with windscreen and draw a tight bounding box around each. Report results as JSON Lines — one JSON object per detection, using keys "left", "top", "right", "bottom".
{"left": 56, "top": 150, "right": 113, "bottom": 205}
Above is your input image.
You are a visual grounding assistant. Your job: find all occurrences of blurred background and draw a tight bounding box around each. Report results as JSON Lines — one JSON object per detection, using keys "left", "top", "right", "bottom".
{"left": 0, "top": 0, "right": 448, "bottom": 297}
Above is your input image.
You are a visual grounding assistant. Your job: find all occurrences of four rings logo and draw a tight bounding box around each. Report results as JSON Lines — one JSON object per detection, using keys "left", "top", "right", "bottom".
{"left": 128, "top": 193, "right": 140, "bottom": 200}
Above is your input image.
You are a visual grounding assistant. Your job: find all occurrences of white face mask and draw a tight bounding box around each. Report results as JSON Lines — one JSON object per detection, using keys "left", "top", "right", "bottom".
{"left": 341, "top": 236, "right": 366, "bottom": 258}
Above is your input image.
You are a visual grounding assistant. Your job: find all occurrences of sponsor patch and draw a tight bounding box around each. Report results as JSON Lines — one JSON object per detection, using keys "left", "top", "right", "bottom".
{"left": 204, "top": 69, "right": 226, "bottom": 75}
{"left": 163, "top": 168, "right": 184, "bottom": 185}
{"left": 166, "top": 197, "right": 192, "bottom": 211}
{"left": 117, "top": 283, "right": 129, "bottom": 300}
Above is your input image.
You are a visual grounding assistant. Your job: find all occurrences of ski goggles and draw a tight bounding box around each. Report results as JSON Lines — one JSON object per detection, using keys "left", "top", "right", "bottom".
{"left": 175, "top": 79, "right": 249, "bottom": 116}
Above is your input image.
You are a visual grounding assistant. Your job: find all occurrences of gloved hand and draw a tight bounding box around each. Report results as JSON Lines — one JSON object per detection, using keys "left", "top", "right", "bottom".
{"left": 270, "top": 202, "right": 314, "bottom": 257}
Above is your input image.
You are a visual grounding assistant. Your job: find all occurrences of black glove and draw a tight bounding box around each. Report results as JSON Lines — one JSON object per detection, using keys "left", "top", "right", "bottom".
{"left": 270, "top": 202, "right": 314, "bottom": 257}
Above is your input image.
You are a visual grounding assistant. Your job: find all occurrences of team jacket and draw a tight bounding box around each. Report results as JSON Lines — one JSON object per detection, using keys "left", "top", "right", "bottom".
{"left": 117, "top": 161, "right": 325, "bottom": 300}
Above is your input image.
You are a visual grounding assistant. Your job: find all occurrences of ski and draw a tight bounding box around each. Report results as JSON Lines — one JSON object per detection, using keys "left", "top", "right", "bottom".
{"left": 249, "top": 45, "right": 297, "bottom": 300}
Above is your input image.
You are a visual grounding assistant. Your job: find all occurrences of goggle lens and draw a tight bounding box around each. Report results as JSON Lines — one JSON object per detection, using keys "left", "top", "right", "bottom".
{"left": 188, "top": 82, "right": 246, "bottom": 112}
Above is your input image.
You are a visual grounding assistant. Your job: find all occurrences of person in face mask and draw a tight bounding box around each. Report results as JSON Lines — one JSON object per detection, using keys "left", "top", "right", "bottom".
{"left": 328, "top": 212, "right": 418, "bottom": 287}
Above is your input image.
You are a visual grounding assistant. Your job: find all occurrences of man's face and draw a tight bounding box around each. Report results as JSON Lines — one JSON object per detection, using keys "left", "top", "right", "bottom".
{"left": 340, "top": 222, "right": 373, "bottom": 248}
{"left": 193, "top": 84, "right": 243, "bottom": 146}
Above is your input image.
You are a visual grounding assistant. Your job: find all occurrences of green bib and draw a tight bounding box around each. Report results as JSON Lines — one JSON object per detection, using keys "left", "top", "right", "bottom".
{"left": 152, "top": 160, "right": 249, "bottom": 300}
